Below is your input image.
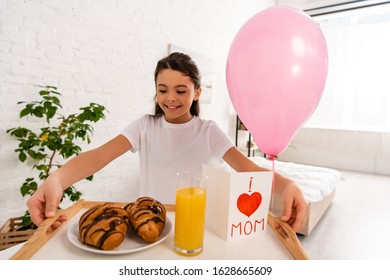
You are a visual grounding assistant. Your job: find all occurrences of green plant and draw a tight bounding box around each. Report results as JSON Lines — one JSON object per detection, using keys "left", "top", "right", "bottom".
{"left": 7, "top": 85, "right": 107, "bottom": 228}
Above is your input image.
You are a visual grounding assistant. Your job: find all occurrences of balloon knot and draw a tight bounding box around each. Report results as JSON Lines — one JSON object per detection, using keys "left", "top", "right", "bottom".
{"left": 265, "top": 154, "right": 278, "bottom": 161}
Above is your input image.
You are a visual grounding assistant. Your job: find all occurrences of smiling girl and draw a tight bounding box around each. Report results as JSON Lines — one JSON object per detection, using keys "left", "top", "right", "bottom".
{"left": 27, "top": 52, "right": 308, "bottom": 232}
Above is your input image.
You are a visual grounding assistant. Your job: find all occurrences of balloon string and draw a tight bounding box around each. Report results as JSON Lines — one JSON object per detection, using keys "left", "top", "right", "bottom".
{"left": 266, "top": 154, "right": 277, "bottom": 214}
{"left": 272, "top": 158, "right": 275, "bottom": 213}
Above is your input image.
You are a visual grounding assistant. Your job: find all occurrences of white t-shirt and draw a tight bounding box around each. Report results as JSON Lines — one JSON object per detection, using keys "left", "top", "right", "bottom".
{"left": 120, "top": 115, "right": 234, "bottom": 203}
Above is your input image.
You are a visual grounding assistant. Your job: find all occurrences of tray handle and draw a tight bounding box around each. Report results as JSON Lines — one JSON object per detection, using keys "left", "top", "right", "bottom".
{"left": 9, "top": 200, "right": 84, "bottom": 260}
{"left": 267, "top": 212, "right": 310, "bottom": 260}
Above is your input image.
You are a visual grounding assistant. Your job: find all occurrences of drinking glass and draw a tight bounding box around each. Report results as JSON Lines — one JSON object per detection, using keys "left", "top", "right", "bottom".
{"left": 174, "top": 172, "right": 207, "bottom": 256}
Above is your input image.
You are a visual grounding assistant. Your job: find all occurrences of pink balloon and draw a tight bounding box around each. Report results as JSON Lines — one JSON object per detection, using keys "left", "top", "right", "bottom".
{"left": 226, "top": 6, "right": 328, "bottom": 156}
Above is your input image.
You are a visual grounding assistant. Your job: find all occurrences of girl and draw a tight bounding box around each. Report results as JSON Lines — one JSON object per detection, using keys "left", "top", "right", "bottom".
{"left": 27, "top": 52, "right": 308, "bottom": 232}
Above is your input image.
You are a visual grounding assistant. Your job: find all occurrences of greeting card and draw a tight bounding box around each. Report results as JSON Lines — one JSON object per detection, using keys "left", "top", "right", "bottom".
{"left": 203, "top": 164, "right": 272, "bottom": 241}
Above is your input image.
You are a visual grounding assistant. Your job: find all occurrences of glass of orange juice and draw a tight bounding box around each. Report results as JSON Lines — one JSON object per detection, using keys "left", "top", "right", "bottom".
{"left": 174, "top": 172, "right": 207, "bottom": 256}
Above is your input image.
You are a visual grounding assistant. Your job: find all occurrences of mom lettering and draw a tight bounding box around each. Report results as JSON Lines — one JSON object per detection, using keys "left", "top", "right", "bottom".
{"left": 230, "top": 218, "right": 265, "bottom": 238}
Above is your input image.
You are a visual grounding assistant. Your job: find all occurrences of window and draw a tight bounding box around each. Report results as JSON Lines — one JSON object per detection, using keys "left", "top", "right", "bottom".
{"left": 305, "top": 3, "right": 390, "bottom": 132}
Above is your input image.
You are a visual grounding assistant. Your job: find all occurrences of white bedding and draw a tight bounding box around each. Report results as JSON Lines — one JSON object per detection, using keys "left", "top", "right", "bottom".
{"left": 250, "top": 157, "right": 344, "bottom": 203}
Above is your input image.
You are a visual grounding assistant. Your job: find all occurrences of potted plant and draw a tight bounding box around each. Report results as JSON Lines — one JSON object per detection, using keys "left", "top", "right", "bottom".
{"left": 2, "top": 85, "right": 106, "bottom": 248}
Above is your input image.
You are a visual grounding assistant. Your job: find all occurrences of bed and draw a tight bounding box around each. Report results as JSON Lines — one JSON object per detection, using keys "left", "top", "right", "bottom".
{"left": 249, "top": 157, "right": 344, "bottom": 236}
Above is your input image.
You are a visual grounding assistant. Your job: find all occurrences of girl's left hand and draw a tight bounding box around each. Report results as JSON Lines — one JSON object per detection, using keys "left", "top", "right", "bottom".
{"left": 278, "top": 183, "right": 309, "bottom": 232}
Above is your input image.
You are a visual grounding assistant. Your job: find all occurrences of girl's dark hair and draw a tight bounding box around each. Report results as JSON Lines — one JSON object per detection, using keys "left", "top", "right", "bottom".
{"left": 153, "top": 52, "right": 201, "bottom": 117}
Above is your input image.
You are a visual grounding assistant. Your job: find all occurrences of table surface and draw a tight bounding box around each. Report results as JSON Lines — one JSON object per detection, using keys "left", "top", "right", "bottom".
{"left": 1, "top": 211, "right": 293, "bottom": 260}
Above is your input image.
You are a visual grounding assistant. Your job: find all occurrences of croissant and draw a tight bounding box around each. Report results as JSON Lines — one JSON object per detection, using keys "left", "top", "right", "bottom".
{"left": 79, "top": 203, "right": 130, "bottom": 250}
{"left": 124, "top": 197, "right": 166, "bottom": 243}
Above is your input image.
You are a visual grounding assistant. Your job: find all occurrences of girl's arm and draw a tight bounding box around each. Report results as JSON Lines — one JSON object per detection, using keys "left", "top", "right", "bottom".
{"left": 27, "top": 135, "right": 132, "bottom": 227}
{"left": 52, "top": 135, "right": 132, "bottom": 189}
{"left": 222, "top": 146, "right": 309, "bottom": 232}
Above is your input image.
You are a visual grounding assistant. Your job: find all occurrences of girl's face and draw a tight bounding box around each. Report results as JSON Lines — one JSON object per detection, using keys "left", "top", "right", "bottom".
{"left": 156, "top": 69, "right": 201, "bottom": 124}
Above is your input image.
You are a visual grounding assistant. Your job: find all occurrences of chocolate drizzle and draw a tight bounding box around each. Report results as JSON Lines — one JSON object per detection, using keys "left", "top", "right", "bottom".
{"left": 97, "top": 219, "right": 127, "bottom": 249}
{"left": 135, "top": 216, "right": 165, "bottom": 231}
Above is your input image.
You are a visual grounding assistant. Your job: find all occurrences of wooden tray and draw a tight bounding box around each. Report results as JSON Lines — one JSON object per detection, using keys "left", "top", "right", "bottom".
{"left": 9, "top": 199, "right": 309, "bottom": 260}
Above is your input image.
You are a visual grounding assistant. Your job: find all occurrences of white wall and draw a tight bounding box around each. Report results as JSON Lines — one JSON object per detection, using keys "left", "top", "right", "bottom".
{"left": 0, "top": 0, "right": 274, "bottom": 225}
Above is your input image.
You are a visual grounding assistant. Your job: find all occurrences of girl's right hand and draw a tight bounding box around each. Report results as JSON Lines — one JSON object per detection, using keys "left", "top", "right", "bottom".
{"left": 27, "top": 175, "right": 67, "bottom": 229}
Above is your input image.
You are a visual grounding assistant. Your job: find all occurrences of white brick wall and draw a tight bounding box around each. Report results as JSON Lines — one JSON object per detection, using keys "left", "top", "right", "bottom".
{"left": 0, "top": 0, "right": 274, "bottom": 225}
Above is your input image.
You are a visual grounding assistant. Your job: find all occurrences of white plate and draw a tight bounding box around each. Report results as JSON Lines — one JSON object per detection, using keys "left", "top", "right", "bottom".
{"left": 67, "top": 217, "right": 172, "bottom": 255}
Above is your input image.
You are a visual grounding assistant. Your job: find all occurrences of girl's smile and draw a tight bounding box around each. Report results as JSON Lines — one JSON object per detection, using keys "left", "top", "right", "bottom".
{"left": 164, "top": 104, "right": 181, "bottom": 110}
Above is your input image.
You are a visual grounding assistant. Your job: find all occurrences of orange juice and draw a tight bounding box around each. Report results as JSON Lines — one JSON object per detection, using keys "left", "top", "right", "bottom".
{"left": 174, "top": 187, "right": 206, "bottom": 256}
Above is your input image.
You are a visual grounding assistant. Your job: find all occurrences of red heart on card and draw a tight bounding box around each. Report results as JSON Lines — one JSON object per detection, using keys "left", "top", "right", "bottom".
{"left": 237, "top": 192, "right": 262, "bottom": 217}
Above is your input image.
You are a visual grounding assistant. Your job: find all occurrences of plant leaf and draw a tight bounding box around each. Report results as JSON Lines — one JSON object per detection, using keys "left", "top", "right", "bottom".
{"left": 20, "top": 108, "right": 30, "bottom": 118}
{"left": 18, "top": 152, "right": 27, "bottom": 162}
